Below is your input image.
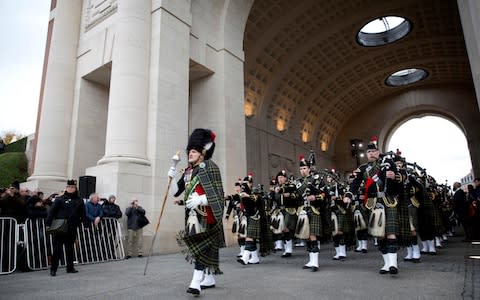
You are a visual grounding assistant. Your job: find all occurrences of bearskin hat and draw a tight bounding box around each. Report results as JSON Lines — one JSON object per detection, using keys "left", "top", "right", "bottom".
{"left": 367, "top": 136, "right": 378, "bottom": 151}
{"left": 299, "top": 155, "right": 310, "bottom": 168}
{"left": 234, "top": 178, "right": 242, "bottom": 187}
{"left": 393, "top": 148, "right": 405, "bottom": 162}
{"left": 269, "top": 177, "right": 277, "bottom": 186}
{"left": 276, "top": 169, "right": 287, "bottom": 181}
{"left": 186, "top": 128, "right": 216, "bottom": 160}
{"left": 243, "top": 172, "right": 254, "bottom": 183}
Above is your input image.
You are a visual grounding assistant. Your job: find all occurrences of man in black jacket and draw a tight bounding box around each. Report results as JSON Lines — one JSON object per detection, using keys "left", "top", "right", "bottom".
{"left": 452, "top": 182, "right": 470, "bottom": 241}
{"left": 46, "top": 179, "right": 86, "bottom": 276}
{"left": 102, "top": 195, "right": 122, "bottom": 219}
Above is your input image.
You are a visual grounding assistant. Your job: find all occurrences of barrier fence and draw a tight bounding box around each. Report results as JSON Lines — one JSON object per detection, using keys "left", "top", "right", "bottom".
{"left": 1, "top": 217, "right": 125, "bottom": 274}
{"left": 0, "top": 218, "right": 18, "bottom": 275}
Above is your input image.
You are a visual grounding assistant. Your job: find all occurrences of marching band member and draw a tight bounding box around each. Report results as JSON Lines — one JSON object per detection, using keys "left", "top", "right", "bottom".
{"left": 343, "top": 136, "right": 402, "bottom": 275}
{"left": 170, "top": 128, "right": 225, "bottom": 296}
{"left": 273, "top": 170, "right": 300, "bottom": 257}
{"left": 295, "top": 156, "right": 324, "bottom": 271}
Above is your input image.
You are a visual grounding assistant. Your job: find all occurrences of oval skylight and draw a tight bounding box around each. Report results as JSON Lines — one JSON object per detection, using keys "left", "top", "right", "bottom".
{"left": 357, "top": 16, "right": 411, "bottom": 47}
{"left": 385, "top": 68, "right": 428, "bottom": 87}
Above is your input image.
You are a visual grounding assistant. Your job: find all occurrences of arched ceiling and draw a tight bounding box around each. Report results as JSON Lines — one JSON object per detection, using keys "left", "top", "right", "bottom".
{"left": 243, "top": 0, "right": 473, "bottom": 150}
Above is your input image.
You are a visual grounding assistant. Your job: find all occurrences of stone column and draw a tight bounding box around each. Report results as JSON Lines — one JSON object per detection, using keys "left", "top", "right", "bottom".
{"left": 28, "top": 1, "right": 82, "bottom": 186}
{"left": 98, "top": 0, "right": 151, "bottom": 166}
{"left": 467, "top": 136, "right": 480, "bottom": 178}
{"left": 457, "top": 0, "right": 480, "bottom": 110}
{"left": 189, "top": 49, "right": 247, "bottom": 209}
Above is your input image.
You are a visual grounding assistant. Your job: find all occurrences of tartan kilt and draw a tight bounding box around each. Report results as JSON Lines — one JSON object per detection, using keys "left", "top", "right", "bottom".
{"left": 246, "top": 215, "right": 261, "bottom": 240}
{"left": 379, "top": 200, "right": 399, "bottom": 236}
{"left": 320, "top": 208, "right": 332, "bottom": 242}
{"left": 283, "top": 209, "right": 298, "bottom": 232}
{"left": 396, "top": 196, "right": 413, "bottom": 247}
{"left": 356, "top": 205, "right": 370, "bottom": 221}
{"left": 432, "top": 203, "right": 445, "bottom": 235}
{"left": 307, "top": 209, "right": 323, "bottom": 237}
{"left": 332, "top": 209, "right": 353, "bottom": 233}
{"left": 408, "top": 205, "right": 419, "bottom": 231}
{"left": 179, "top": 222, "right": 224, "bottom": 274}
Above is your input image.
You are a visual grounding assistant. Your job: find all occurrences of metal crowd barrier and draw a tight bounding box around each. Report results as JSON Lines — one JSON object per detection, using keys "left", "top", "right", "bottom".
{"left": 24, "top": 217, "right": 125, "bottom": 271}
{"left": 0, "top": 217, "right": 18, "bottom": 275}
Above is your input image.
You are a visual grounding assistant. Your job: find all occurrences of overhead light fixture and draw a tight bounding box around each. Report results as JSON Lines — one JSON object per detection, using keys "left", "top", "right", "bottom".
{"left": 301, "top": 131, "right": 310, "bottom": 143}
{"left": 320, "top": 141, "right": 328, "bottom": 152}
{"left": 276, "top": 119, "right": 286, "bottom": 132}
{"left": 244, "top": 102, "right": 254, "bottom": 118}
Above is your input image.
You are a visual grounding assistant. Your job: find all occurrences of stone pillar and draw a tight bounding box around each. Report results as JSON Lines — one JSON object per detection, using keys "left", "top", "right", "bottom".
{"left": 189, "top": 50, "right": 247, "bottom": 197}
{"left": 143, "top": 2, "right": 192, "bottom": 254}
{"left": 28, "top": 1, "right": 82, "bottom": 189}
{"left": 457, "top": 0, "right": 480, "bottom": 110}
{"left": 98, "top": 0, "right": 151, "bottom": 166}
{"left": 467, "top": 136, "right": 480, "bottom": 178}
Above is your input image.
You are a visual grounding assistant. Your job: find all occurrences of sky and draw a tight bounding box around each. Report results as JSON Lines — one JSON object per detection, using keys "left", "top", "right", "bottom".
{"left": 0, "top": 1, "right": 473, "bottom": 187}
{"left": 387, "top": 116, "right": 472, "bottom": 187}
{"left": 0, "top": 0, "right": 50, "bottom": 136}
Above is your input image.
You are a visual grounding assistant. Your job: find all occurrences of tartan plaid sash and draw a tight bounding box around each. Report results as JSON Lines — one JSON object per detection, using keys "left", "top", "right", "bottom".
{"left": 179, "top": 160, "right": 225, "bottom": 273}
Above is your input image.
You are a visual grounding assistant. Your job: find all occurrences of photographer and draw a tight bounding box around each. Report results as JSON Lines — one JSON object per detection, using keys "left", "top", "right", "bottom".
{"left": 125, "top": 198, "right": 146, "bottom": 258}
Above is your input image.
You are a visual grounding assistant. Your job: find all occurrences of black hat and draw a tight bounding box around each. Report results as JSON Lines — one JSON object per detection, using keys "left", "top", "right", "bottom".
{"left": 186, "top": 128, "right": 216, "bottom": 160}
{"left": 243, "top": 172, "right": 253, "bottom": 183}
{"left": 366, "top": 136, "right": 378, "bottom": 151}
{"left": 269, "top": 177, "right": 277, "bottom": 186}
{"left": 234, "top": 178, "right": 242, "bottom": 187}
{"left": 276, "top": 169, "right": 287, "bottom": 180}
{"left": 9, "top": 180, "right": 20, "bottom": 190}
{"left": 393, "top": 149, "right": 405, "bottom": 162}
{"left": 66, "top": 179, "right": 77, "bottom": 186}
{"left": 299, "top": 155, "right": 310, "bottom": 168}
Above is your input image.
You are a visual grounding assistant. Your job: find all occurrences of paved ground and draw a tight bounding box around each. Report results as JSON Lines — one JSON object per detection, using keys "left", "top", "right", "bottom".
{"left": 1, "top": 233, "right": 479, "bottom": 300}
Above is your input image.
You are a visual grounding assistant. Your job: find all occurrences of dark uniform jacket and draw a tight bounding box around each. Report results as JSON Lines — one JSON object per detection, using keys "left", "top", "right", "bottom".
{"left": 348, "top": 157, "right": 401, "bottom": 201}
{"left": 102, "top": 202, "right": 123, "bottom": 219}
{"left": 46, "top": 192, "right": 86, "bottom": 233}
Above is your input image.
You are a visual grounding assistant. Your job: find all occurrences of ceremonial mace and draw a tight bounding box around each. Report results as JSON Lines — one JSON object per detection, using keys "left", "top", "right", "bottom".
{"left": 143, "top": 151, "right": 181, "bottom": 275}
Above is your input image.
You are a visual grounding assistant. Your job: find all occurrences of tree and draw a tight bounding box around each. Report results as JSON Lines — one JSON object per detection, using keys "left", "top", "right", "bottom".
{"left": 1, "top": 131, "right": 25, "bottom": 144}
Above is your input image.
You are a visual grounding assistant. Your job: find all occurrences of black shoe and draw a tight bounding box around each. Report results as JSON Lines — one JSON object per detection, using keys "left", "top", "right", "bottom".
{"left": 389, "top": 266, "right": 398, "bottom": 274}
{"left": 354, "top": 249, "right": 362, "bottom": 253}
{"left": 50, "top": 270, "right": 56, "bottom": 276}
{"left": 303, "top": 265, "right": 312, "bottom": 269}
{"left": 428, "top": 251, "right": 437, "bottom": 256}
{"left": 200, "top": 284, "right": 215, "bottom": 289}
{"left": 138, "top": 255, "right": 143, "bottom": 258}
{"left": 412, "top": 258, "right": 420, "bottom": 263}
{"left": 186, "top": 287, "right": 200, "bottom": 295}
{"left": 126, "top": 255, "right": 131, "bottom": 259}
{"left": 281, "top": 253, "right": 292, "bottom": 258}
{"left": 311, "top": 266, "right": 319, "bottom": 272}
{"left": 66, "top": 268, "right": 78, "bottom": 273}
{"left": 403, "top": 258, "right": 412, "bottom": 262}
{"left": 379, "top": 269, "right": 389, "bottom": 275}
{"left": 237, "top": 258, "right": 247, "bottom": 265}
{"left": 361, "top": 249, "right": 368, "bottom": 253}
